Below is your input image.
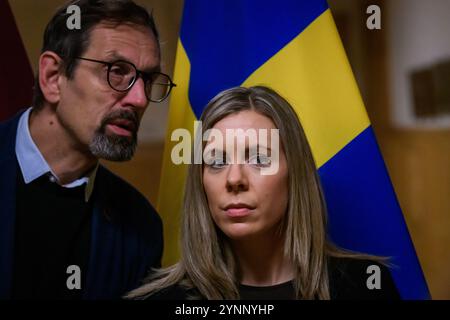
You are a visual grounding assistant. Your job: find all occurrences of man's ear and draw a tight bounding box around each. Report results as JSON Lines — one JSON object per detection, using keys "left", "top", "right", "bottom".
{"left": 38, "top": 51, "right": 64, "bottom": 105}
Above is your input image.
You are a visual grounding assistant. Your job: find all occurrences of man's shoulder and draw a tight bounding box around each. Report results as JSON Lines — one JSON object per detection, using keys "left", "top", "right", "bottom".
{"left": 328, "top": 256, "right": 401, "bottom": 300}
{"left": 0, "top": 110, "right": 26, "bottom": 149}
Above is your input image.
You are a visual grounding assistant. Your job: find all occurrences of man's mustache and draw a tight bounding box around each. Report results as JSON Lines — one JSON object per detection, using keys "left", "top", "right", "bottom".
{"left": 100, "top": 110, "right": 139, "bottom": 133}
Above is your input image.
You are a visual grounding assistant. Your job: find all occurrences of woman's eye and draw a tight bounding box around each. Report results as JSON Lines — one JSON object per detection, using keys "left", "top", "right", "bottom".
{"left": 248, "top": 154, "right": 271, "bottom": 167}
{"left": 209, "top": 158, "right": 228, "bottom": 169}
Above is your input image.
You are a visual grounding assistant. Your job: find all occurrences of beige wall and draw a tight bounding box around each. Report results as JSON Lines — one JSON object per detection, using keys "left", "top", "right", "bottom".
{"left": 381, "top": 130, "right": 450, "bottom": 299}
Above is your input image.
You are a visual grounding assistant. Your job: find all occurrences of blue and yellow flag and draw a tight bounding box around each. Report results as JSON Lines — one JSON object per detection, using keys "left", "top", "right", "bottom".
{"left": 158, "top": 0, "right": 430, "bottom": 299}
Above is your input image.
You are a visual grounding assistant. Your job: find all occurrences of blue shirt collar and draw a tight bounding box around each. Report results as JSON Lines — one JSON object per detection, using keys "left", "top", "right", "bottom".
{"left": 15, "top": 107, "right": 97, "bottom": 201}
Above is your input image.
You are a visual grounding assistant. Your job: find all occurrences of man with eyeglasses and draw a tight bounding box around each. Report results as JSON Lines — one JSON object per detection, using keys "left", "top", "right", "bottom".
{"left": 0, "top": 0, "right": 175, "bottom": 299}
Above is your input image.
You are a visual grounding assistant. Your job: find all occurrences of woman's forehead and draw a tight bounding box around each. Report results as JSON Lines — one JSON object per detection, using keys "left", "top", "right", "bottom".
{"left": 212, "top": 110, "right": 277, "bottom": 131}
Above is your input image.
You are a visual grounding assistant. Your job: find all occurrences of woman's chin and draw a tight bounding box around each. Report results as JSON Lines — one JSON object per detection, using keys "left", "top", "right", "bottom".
{"left": 221, "top": 224, "right": 260, "bottom": 241}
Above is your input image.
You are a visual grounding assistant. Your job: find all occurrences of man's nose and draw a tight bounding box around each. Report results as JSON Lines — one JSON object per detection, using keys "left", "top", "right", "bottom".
{"left": 226, "top": 164, "right": 249, "bottom": 193}
{"left": 122, "top": 77, "right": 148, "bottom": 109}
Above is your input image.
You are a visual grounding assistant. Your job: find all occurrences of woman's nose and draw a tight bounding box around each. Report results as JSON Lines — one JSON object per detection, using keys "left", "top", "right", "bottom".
{"left": 226, "top": 164, "right": 249, "bottom": 193}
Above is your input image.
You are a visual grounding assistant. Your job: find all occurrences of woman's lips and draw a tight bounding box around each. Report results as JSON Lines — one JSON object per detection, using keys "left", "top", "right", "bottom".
{"left": 225, "top": 207, "right": 253, "bottom": 217}
{"left": 223, "top": 203, "right": 255, "bottom": 217}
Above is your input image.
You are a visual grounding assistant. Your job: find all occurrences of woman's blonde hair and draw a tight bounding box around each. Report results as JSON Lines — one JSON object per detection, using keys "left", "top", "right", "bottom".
{"left": 127, "top": 86, "right": 381, "bottom": 300}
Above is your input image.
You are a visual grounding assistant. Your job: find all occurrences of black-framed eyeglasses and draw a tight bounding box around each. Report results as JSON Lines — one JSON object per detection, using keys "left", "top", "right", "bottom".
{"left": 74, "top": 57, "right": 176, "bottom": 103}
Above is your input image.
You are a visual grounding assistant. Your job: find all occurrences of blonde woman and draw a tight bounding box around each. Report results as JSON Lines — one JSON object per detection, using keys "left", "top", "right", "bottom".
{"left": 128, "top": 86, "right": 400, "bottom": 300}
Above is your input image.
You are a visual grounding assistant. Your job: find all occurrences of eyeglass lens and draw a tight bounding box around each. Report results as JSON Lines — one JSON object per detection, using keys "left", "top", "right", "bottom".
{"left": 107, "top": 61, "right": 172, "bottom": 102}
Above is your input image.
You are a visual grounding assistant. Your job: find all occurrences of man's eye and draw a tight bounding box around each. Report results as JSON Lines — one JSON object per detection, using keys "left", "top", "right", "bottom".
{"left": 248, "top": 154, "right": 271, "bottom": 167}
{"left": 110, "top": 66, "right": 128, "bottom": 76}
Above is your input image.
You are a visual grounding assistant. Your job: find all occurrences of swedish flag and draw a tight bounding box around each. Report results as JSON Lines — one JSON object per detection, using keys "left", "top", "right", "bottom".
{"left": 158, "top": 0, "right": 430, "bottom": 299}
